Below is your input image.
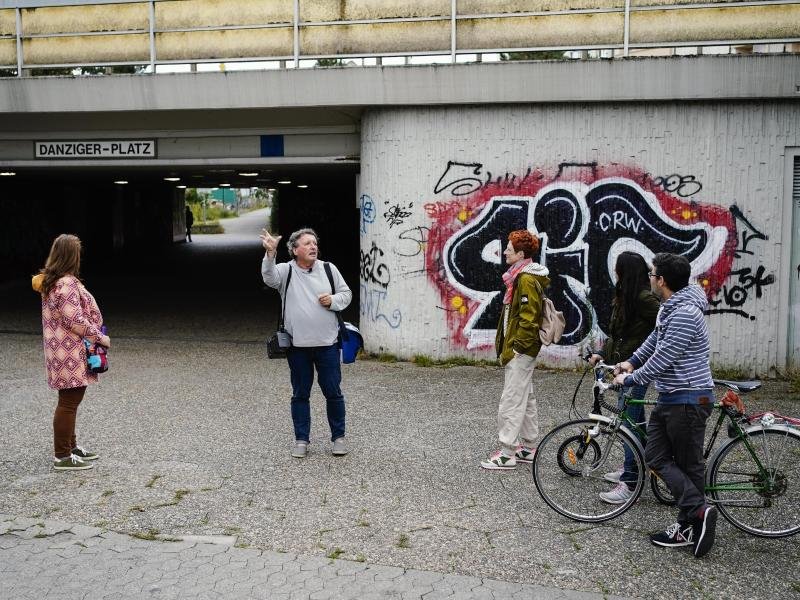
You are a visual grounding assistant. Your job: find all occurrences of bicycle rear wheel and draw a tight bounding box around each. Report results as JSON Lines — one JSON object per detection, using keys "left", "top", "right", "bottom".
{"left": 532, "top": 418, "right": 645, "bottom": 522}
{"left": 708, "top": 427, "right": 800, "bottom": 538}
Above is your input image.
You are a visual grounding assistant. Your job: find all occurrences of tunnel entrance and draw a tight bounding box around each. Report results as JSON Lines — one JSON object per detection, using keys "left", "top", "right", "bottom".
{"left": 0, "top": 162, "right": 361, "bottom": 343}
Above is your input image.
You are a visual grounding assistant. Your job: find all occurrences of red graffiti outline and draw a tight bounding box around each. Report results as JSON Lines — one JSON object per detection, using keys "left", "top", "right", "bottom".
{"left": 425, "top": 164, "right": 737, "bottom": 348}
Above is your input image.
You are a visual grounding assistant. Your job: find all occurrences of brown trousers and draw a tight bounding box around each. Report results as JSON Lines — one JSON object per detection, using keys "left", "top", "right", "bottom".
{"left": 54, "top": 386, "right": 86, "bottom": 458}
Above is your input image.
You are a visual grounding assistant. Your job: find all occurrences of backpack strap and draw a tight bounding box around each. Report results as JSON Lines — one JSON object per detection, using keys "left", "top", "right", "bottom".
{"left": 323, "top": 262, "right": 348, "bottom": 340}
{"left": 278, "top": 266, "right": 292, "bottom": 330}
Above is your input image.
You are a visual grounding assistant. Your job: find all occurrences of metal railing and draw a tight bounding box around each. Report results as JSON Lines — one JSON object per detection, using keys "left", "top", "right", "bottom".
{"left": 1, "top": 0, "right": 799, "bottom": 75}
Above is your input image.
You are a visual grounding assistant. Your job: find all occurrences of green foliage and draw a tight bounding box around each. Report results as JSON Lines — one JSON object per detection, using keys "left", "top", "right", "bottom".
{"left": 500, "top": 51, "right": 568, "bottom": 61}
{"left": 711, "top": 366, "right": 751, "bottom": 381}
{"left": 315, "top": 58, "right": 344, "bottom": 67}
{"left": 185, "top": 188, "right": 200, "bottom": 204}
{"left": 412, "top": 354, "right": 497, "bottom": 368}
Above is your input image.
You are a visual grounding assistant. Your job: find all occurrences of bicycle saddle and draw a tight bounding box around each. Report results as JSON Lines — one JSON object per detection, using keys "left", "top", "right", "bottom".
{"left": 712, "top": 379, "right": 762, "bottom": 394}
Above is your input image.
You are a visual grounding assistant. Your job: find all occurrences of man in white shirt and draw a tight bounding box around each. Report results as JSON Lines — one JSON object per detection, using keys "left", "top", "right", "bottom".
{"left": 261, "top": 228, "right": 352, "bottom": 459}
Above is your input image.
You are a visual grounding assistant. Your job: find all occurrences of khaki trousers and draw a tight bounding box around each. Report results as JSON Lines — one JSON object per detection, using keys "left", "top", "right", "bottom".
{"left": 497, "top": 353, "right": 539, "bottom": 450}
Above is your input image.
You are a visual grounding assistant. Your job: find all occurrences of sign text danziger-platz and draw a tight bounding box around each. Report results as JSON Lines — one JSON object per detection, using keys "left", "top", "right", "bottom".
{"left": 35, "top": 140, "right": 157, "bottom": 159}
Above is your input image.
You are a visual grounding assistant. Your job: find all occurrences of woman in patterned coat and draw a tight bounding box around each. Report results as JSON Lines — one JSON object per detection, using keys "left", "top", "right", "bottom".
{"left": 32, "top": 234, "right": 111, "bottom": 471}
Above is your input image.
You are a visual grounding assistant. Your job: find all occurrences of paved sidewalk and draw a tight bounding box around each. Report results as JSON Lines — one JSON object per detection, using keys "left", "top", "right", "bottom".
{"left": 2, "top": 211, "right": 798, "bottom": 599}
{"left": 0, "top": 515, "right": 615, "bottom": 600}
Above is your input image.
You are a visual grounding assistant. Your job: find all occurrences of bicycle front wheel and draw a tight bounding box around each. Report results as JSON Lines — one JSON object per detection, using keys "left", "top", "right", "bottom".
{"left": 532, "top": 418, "right": 645, "bottom": 522}
{"left": 708, "top": 427, "right": 800, "bottom": 538}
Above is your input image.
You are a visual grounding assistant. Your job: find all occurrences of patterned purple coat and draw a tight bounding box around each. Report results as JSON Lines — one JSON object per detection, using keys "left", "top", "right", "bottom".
{"left": 39, "top": 275, "right": 104, "bottom": 390}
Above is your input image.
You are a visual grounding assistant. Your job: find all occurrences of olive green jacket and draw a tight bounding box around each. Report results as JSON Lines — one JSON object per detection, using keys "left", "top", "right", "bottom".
{"left": 495, "top": 265, "right": 551, "bottom": 366}
{"left": 600, "top": 288, "right": 660, "bottom": 364}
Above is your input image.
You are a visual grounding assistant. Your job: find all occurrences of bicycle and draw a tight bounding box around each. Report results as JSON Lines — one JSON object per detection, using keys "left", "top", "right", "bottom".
{"left": 532, "top": 361, "right": 800, "bottom": 538}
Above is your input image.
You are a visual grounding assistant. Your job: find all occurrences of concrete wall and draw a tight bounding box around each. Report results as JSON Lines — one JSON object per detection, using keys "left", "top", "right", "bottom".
{"left": 358, "top": 102, "right": 800, "bottom": 373}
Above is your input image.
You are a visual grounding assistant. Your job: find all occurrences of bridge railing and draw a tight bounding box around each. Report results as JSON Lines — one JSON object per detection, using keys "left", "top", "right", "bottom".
{"left": 1, "top": 0, "right": 799, "bottom": 75}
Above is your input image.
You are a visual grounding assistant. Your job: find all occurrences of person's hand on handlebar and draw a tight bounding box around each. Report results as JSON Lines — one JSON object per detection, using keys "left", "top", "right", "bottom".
{"left": 614, "top": 361, "right": 634, "bottom": 376}
{"left": 588, "top": 353, "right": 603, "bottom": 366}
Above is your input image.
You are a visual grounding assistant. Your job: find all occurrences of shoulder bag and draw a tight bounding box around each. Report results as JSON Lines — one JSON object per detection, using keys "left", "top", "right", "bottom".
{"left": 266, "top": 266, "right": 293, "bottom": 359}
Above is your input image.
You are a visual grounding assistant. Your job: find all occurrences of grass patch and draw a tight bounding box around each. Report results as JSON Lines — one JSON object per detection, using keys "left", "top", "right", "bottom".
{"left": 174, "top": 489, "right": 190, "bottom": 502}
{"left": 129, "top": 505, "right": 145, "bottom": 513}
{"left": 223, "top": 526, "right": 242, "bottom": 536}
{"left": 355, "top": 553, "right": 366, "bottom": 563}
{"left": 93, "top": 520, "right": 108, "bottom": 528}
{"left": 412, "top": 354, "right": 497, "bottom": 368}
{"left": 193, "top": 221, "right": 225, "bottom": 234}
{"left": 712, "top": 366, "right": 751, "bottom": 380}
{"left": 33, "top": 532, "right": 49, "bottom": 539}
{"left": 131, "top": 528, "right": 159, "bottom": 541}
{"left": 234, "top": 542, "right": 250, "bottom": 549}
{"left": 101, "top": 490, "right": 114, "bottom": 498}
{"left": 396, "top": 533, "right": 410, "bottom": 549}
{"left": 144, "top": 474, "right": 162, "bottom": 489}
{"left": 326, "top": 547, "right": 344, "bottom": 559}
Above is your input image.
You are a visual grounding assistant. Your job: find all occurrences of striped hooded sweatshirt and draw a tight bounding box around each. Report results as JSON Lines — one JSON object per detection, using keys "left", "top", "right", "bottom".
{"left": 627, "top": 284, "right": 713, "bottom": 399}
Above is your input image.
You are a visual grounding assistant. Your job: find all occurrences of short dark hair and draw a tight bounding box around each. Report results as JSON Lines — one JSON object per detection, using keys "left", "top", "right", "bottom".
{"left": 652, "top": 253, "right": 691, "bottom": 292}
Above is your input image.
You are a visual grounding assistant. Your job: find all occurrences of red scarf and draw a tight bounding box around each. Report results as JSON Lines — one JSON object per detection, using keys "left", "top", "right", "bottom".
{"left": 501, "top": 259, "right": 532, "bottom": 304}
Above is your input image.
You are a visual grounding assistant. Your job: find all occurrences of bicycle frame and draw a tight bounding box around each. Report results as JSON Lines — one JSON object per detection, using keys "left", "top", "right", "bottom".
{"left": 587, "top": 361, "right": 785, "bottom": 503}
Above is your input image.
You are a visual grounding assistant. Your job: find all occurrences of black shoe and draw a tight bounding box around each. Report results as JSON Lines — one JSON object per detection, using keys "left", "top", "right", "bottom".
{"left": 693, "top": 506, "right": 718, "bottom": 558}
{"left": 649, "top": 522, "right": 693, "bottom": 548}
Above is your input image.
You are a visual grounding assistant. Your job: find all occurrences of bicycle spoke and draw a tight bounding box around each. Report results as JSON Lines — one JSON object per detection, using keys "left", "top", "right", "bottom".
{"left": 709, "top": 428, "right": 800, "bottom": 537}
{"left": 533, "top": 419, "right": 645, "bottom": 523}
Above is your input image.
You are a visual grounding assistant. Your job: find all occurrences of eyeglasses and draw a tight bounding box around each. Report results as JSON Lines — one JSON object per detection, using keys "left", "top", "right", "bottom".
{"left": 648, "top": 272, "right": 660, "bottom": 279}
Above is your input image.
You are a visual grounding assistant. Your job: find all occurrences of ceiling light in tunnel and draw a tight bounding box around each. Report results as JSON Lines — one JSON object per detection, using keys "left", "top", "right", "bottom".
{"left": 176, "top": 185, "right": 187, "bottom": 189}
{"left": 164, "top": 177, "right": 180, "bottom": 182}
{"left": 278, "top": 180, "right": 291, "bottom": 185}
{"left": 0, "top": 171, "right": 16, "bottom": 176}
{"left": 267, "top": 188, "right": 276, "bottom": 192}
{"left": 297, "top": 185, "right": 308, "bottom": 189}
{"left": 219, "top": 183, "right": 231, "bottom": 187}
{"left": 114, "top": 180, "right": 128, "bottom": 185}
{"left": 238, "top": 172, "right": 258, "bottom": 177}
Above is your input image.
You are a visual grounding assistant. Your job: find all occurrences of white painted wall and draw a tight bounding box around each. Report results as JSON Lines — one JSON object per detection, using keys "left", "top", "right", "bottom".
{"left": 359, "top": 103, "right": 800, "bottom": 374}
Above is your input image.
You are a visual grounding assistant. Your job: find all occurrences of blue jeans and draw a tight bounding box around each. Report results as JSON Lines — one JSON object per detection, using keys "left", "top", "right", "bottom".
{"left": 286, "top": 344, "right": 346, "bottom": 443}
{"left": 619, "top": 383, "right": 648, "bottom": 489}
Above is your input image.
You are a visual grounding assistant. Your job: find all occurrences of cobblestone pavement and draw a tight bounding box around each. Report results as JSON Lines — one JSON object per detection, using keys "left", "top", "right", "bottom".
{"left": 1, "top": 210, "right": 798, "bottom": 599}
{"left": 0, "top": 515, "right": 613, "bottom": 600}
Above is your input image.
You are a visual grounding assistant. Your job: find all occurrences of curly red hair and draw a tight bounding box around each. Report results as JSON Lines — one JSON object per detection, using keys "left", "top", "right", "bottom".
{"left": 508, "top": 230, "right": 540, "bottom": 258}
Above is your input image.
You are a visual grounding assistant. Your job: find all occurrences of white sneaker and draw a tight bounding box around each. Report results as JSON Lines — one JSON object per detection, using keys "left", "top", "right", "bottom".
{"left": 480, "top": 450, "right": 516, "bottom": 470}
{"left": 599, "top": 482, "right": 634, "bottom": 505}
{"left": 603, "top": 467, "right": 624, "bottom": 484}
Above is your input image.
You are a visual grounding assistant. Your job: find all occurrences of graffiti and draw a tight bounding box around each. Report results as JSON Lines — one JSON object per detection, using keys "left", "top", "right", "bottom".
{"left": 383, "top": 201, "right": 413, "bottom": 228}
{"left": 433, "top": 161, "right": 547, "bottom": 197}
{"left": 729, "top": 205, "right": 767, "bottom": 257}
{"left": 396, "top": 226, "right": 429, "bottom": 258}
{"left": 434, "top": 161, "right": 485, "bottom": 196}
{"left": 705, "top": 205, "right": 774, "bottom": 319}
{"left": 360, "top": 241, "right": 391, "bottom": 288}
{"left": 360, "top": 283, "right": 402, "bottom": 329}
{"left": 359, "top": 194, "right": 375, "bottom": 234}
{"left": 425, "top": 163, "right": 737, "bottom": 349}
{"left": 707, "top": 266, "right": 775, "bottom": 320}
{"left": 653, "top": 174, "right": 702, "bottom": 198}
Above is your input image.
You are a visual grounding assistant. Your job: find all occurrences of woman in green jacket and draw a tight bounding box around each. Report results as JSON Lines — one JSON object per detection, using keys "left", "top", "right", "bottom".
{"left": 589, "top": 251, "right": 660, "bottom": 502}
{"left": 481, "top": 230, "right": 550, "bottom": 470}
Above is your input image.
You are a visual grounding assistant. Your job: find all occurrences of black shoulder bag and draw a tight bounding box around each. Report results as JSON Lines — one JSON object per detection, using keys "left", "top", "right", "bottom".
{"left": 266, "top": 266, "right": 293, "bottom": 359}
{"left": 323, "top": 262, "right": 349, "bottom": 346}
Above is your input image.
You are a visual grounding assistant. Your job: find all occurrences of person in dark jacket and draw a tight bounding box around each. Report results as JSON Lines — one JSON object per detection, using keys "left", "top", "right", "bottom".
{"left": 589, "top": 251, "right": 659, "bottom": 503}
{"left": 481, "top": 230, "right": 550, "bottom": 470}
{"left": 614, "top": 252, "right": 717, "bottom": 558}
{"left": 185, "top": 205, "right": 194, "bottom": 242}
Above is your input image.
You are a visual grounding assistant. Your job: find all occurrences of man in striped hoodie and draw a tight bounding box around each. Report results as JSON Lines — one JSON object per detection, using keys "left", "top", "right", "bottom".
{"left": 614, "top": 252, "right": 717, "bottom": 559}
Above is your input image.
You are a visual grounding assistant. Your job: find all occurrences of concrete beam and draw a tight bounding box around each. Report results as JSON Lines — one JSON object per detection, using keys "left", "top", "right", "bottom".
{"left": 0, "top": 54, "right": 798, "bottom": 114}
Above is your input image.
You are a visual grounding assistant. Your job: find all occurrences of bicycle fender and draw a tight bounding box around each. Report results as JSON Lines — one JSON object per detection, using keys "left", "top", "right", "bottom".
{"left": 587, "top": 413, "right": 647, "bottom": 459}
